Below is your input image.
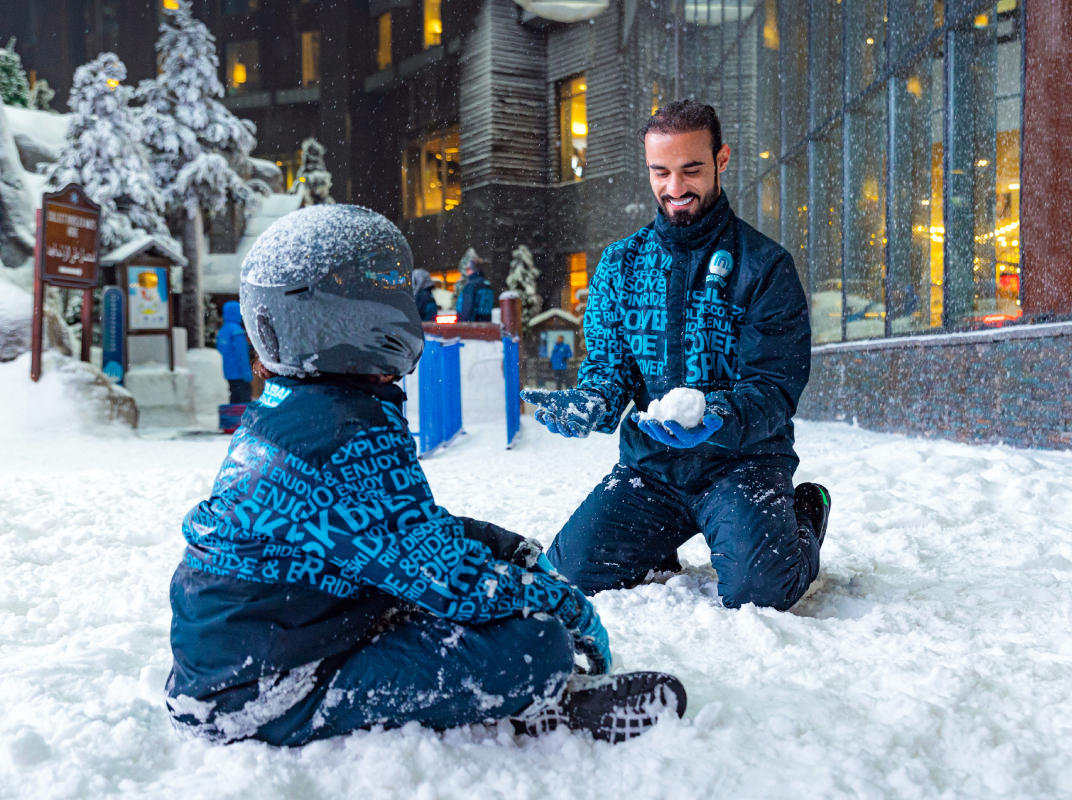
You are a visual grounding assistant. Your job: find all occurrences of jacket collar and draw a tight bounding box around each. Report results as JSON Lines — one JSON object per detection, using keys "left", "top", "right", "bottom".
{"left": 653, "top": 189, "right": 732, "bottom": 250}
{"left": 274, "top": 375, "right": 406, "bottom": 407}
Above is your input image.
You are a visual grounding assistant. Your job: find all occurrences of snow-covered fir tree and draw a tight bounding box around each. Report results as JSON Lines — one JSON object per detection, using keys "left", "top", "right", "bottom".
{"left": 135, "top": 0, "right": 256, "bottom": 219}
{"left": 506, "top": 244, "right": 542, "bottom": 326}
{"left": 29, "top": 79, "right": 55, "bottom": 112}
{"left": 43, "top": 54, "right": 170, "bottom": 250}
{"left": 0, "top": 39, "right": 30, "bottom": 108}
{"left": 289, "top": 137, "right": 334, "bottom": 205}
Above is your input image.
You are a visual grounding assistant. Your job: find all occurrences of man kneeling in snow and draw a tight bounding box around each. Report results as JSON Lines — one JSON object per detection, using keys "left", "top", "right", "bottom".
{"left": 165, "top": 206, "right": 684, "bottom": 746}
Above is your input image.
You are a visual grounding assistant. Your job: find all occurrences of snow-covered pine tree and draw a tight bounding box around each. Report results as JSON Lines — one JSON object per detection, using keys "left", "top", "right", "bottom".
{"left": 136, "top": 0, "right": 256, "bottom": 219}
{"left": 289, "top": 137, "right": 334, "bottom": 206}
{"left": 29, "top": 79, "right": 55, "bottom": 112}
{"left": 0, "top": 39, "right": 30, "bottom": 108}
{"left": 135, "top": 0, "right": 256, "bottom": 346}
{"left": 506, "top": 244, "right": 542, "bottom": 327}
{"left": 43, "top": 54, "right": 170, "bottom": 251}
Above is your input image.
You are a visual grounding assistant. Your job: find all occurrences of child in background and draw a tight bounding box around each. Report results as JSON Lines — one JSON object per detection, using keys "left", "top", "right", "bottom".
{"left": 215, "top": 300, "right": 252, "bottom": 403}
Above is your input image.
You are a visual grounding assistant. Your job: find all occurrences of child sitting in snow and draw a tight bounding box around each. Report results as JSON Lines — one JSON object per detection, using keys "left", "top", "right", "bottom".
{"left": 165, "top": 205, "right": 685, "bottom": 746}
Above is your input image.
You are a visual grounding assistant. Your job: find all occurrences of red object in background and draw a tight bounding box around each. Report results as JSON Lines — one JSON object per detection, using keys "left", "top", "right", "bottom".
{"left": 998, "top": 273, "right": 1020, "bottom": 293}
{"left": 435, "top": 313, "right": 458, "bottom": 324}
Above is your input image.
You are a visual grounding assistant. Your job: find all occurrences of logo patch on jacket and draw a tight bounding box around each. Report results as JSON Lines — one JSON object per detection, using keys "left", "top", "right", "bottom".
{"left": 258, "top": 381, "right": 293, "bottom": 408}
{"left": 707, "top": 250, "right": 734, "bottom": 286}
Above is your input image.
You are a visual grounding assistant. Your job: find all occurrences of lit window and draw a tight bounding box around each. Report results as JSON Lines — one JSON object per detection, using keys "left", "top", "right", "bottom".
{"left": 301, "top": 31, "right": 320, "bottom": 88}
{"left": 562, "top": 252, "right": 588, "bottom": 311}
{"left": 402, "top": 128, "right": 461, "bottom": 219}
{"left": 226, "top": 40, "right": 260, "bottom": 95}
{"left": 557, "top": 75, "right": 587, "bottom": 182}
{"left": 424, "top": 0, "right": 443, "bottom": 49}
{"left": 162, "top": 0, "right": 179, "bottom": 10}
{"left": 377, "top": 13, "right": 392, "bottom": 71}
{"left": 650, "top": 80, "right": 660, "bottom": 117}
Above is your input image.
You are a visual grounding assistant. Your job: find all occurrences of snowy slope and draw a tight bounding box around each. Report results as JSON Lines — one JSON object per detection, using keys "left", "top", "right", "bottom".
{"left": 2, "top": 416, "right": 1072, "bottom": 799}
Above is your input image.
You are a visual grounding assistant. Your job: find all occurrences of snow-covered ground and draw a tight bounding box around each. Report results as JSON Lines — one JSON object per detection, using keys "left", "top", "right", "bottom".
{"left": 3, "top": 404, "right": 1072, "bottom": 798}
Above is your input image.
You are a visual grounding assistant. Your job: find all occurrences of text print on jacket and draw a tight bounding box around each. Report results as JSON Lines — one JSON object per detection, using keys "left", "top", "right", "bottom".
{"left": 180, "top": 379, "right": 583, "bottom": 625}
{"left": 578, "top": 192, "right": 812, "bottom": 484}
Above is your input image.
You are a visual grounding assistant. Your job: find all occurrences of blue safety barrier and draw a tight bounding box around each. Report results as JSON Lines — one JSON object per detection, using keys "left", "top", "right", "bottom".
{"left": 417, "top": 336, "right": 464, "bottom": 456}
{"left": 503, "top": 334, "right": 521, "bottom": 449}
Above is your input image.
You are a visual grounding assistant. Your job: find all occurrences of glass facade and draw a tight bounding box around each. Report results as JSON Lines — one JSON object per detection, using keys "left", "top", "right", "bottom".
{"left": 377, "top": 13, "right": 392, "bottom": 71}
{"left": 424, "top": 0, "right": 443, "bottom": 49}
{"left": 402, "top": 128, "right": 461, "bottom": 219}
{"left": 671, "top": 0, "right": 1023, "bottom": 343}
{"left": 557, "top": 75, "right": 588, "bottom": 182}
{"left": 301, "top": 31, "right": 320, "bottom": 88}
{"left": 225, "top": 40, "right": 260, "bottom": 95}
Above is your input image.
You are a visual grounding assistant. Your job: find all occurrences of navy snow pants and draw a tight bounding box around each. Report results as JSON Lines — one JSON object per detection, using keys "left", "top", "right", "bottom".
{"left": 547, "top": 459, "right": 820, "bottom": 610}
{"left": 196, "top": 613, "right": 574, "bottom": 747}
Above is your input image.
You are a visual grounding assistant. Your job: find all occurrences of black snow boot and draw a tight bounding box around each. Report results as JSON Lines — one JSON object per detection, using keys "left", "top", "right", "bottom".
{"left": 793, "top": 483, "right": 831, "bottom": 547}
{"left": 513, "top": 672, "right": 687, "bottom": 743}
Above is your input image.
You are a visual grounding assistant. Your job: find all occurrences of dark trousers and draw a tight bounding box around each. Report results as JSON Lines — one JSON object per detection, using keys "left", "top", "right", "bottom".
{"left": 553, "top": 371, "right": 568, "bottom": 390}
{"left": 547, "top": 460, "right": 820, "bottom": 611}
{"left": 228, "top": 379, "right": 252, "bottom": 404}
{"left": 208, "top": 612, "right": 574, "bottom": 746}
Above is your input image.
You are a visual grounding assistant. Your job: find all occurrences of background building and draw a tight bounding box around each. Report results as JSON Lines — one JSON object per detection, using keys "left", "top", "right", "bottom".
{"left": 5, "top": 0, "right": 1071, "bottom": 447}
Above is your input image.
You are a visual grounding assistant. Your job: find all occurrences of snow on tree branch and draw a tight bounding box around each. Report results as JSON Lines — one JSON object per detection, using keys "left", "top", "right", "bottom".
{"left": 42, "top": 54, "right": 172, "bottom": 251}
{"left": 135, "top": 0, "right": 256, "bottom": 218}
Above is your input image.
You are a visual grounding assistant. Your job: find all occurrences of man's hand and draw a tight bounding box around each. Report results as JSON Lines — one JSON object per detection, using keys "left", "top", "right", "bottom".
{"left": 632, "top": 412, "right": 724, "bottom": 449}
{"left": 521, "top": 389, "right": 607, "bottom": 439}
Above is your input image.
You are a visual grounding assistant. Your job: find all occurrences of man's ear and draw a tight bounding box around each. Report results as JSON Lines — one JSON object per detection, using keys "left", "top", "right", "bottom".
{"left": 716, "top": 144, "right": 731, "bottom": 174}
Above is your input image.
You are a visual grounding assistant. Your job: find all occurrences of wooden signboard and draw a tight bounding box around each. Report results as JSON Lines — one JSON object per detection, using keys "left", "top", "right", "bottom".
{"left": 30, "top": 184, "right": 102, "bottom": 381}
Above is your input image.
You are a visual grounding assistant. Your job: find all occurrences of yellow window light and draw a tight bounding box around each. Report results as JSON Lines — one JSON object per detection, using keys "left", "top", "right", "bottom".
{"left": 106, "top": 78, "right": 120, "bottom": 90}
{"left": 163, "top": 0, "right": 180, "bottom": 9}
{"left": 974, "top": 13, "right": 989, "bottom": 27}
{"left": 760, "top": 151, "right": 770, "bottom": 159}
{"left": 233, "top": 62, "right": 247, "bottom": 84}
{"left": 1008, "top": 183, "right": 1020, "bottom": 190}
{"left": 906, "top": 76, "right": 923, "bottom": 98}
{"left": 866, "top": 37, "right": 874, "bottom": 45}
{"left": 424, "top": 0, "right": 442, "bottom": 48}
{"left": 572, "top": 120, "right": 588, "bottom": 137}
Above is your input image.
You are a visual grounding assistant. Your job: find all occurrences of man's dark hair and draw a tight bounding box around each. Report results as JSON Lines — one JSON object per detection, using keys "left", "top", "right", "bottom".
{"left": 638, "top": 99, "right": 723, "bottom": 159}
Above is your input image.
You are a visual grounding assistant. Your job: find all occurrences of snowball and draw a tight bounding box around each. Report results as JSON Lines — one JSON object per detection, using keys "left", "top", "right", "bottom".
{"left": 640, "top": 387, "right": 707, "bottom": 428}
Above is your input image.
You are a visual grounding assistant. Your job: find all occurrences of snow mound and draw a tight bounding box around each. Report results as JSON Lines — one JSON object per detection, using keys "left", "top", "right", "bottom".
{"left": 4, "top": 106, "right": 69, "bottom": 171}
{"left": 640, "top": 387, "right": 706, "bottom": 428}
{"left": 0, "top": 351, "right": 137, "bottom": 441}
{"left": 0, "top": 270, "right": 74, "bottom": 362}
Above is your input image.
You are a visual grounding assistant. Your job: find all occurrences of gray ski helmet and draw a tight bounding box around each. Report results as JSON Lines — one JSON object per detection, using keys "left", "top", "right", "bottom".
{"left": 239, "top": 204, "right": 424, "bottom": 377}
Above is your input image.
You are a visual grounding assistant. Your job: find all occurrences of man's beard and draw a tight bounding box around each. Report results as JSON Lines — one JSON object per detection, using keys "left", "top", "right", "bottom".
{"left": 660, "top": 185, "right": 720, "bottom": 227}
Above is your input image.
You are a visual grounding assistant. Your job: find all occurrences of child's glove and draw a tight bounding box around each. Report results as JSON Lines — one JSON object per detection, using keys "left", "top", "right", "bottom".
{"left": 557, "top": 587, "right": 612, "bottom": 675}
{"left": 632, "top": 412, "right": 724, "bottom": 449}
{"left": 522, "top": 389, "right": 607, "bottom": 439}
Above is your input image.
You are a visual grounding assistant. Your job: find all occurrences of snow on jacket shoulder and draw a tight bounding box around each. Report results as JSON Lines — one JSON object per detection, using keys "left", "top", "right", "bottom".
{"left": 170, "top": 377, "right": 581, "bottom": 695}
{"left": 577, "top": 191, "right": 811, "bottom": 485}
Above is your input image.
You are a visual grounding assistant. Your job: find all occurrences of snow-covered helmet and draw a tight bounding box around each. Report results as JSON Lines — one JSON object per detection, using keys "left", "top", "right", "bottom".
{"left": 239, "top": 205, "right": 424, "bottom": 377}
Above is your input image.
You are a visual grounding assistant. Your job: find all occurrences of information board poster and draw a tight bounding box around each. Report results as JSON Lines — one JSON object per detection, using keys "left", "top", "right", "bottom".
{"left": 127, "top": 266, "right": 170, "bottom": 332}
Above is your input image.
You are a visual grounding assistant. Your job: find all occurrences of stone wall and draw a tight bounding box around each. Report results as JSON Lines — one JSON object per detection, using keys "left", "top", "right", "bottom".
{"left": 797, "top": 323, "right": 1072, "bottom": 451}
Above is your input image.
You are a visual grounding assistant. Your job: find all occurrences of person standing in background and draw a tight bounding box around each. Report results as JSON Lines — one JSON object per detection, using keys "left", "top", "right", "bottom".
{"left": 458, "top": 257, "right": 494, "bottom": 322}
{"left": 412, "top": 268, "right": 439, "bottom": 321}
{"left": 215, "top": 300, "right": 252, "bottom": 404}
{"left": 550, "top": 334, "right": 572, "bottom": 390}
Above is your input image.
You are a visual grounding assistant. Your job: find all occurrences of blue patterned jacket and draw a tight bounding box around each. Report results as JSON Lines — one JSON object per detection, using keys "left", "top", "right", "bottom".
{"left": 168, "top": 377, "right": 579, "bottom": 700}
{"left": 579, "top": 192, "right": 811, "bottom": 486}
